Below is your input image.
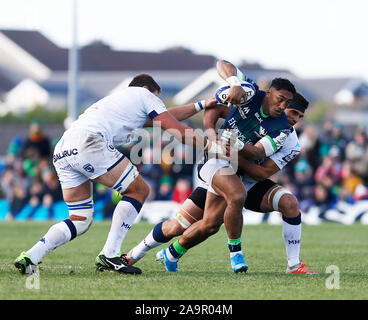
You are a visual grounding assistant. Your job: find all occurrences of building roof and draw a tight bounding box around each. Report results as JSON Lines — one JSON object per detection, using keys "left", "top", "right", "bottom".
{"left": 1, "top": 29, "right": 68, "bottom": 71}
{"left": 293, "top": 77, "right": 368, "bottom": 102}
{"left": 0, "top": 71, "right": 15, "bottom": 93}
{"left": 0, "top": 29, "right": 217, "bottom": 72}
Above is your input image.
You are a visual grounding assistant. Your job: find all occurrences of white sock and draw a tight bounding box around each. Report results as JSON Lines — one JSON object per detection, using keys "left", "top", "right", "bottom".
{"left": 102, "top": 197, "right": 141, "bottom": 258}
{"left": 27, "top": 222, "right": 71, "bottom": 264}
{"left": 282, "top": 219, "right": 302, "bottom": 267}
{"left": 127, "top": 230, "right": 164, "bottom": 261}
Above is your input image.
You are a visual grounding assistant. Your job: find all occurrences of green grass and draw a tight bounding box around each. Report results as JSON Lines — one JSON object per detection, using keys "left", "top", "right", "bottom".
{"left": 0, "top": 221, "right": 367, "bottom": 300}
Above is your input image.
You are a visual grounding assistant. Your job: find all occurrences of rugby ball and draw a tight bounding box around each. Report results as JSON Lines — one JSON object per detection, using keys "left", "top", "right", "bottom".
{"left": 215, "top": 81, "right": 256, "bottom": 105}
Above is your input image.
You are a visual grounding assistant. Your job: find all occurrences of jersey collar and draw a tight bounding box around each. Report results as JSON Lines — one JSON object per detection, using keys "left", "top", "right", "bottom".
{"left": 260, "top": 106, "right": 269, "bottom": 118}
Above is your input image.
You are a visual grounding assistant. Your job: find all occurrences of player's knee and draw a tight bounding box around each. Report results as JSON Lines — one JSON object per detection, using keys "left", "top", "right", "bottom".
{"left": 69, "top": 212, "right": 93, "bottom": 236}
{"left": 112, "top": 162, "right": 140, "bottom": 195}
{"left": 122, "top": 174, "right": 150, "bottom": 203}
{"left": 206, "top": 224, "right": 221, "bottom": 236}
{"left": 227, "top": 190, "right": 246, "bottom": 207}
{"left": 174, "top": 208, "right": 196, "bottom": 232}
{"left": 164, "top": 219, "right": 185, "bottom": 238}
{"left": 278, "top": 193, "right": 299, "bottom": 217}
{"left": 64, "top": 197, "right": 94, "bottom": 239}
{"left": 202, "top": 220, "right": 221, "bottom": 236}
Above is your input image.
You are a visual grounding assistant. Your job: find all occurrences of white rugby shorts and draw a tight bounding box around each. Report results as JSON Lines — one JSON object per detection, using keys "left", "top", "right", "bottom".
{"left": 53, "top": 127, "right": 125, "bottom": 189}
{"left": 198, "top": 158, "right": 231, "bottom": 196}
{"left": 198, "top": 158, "right": 258, "bottom": 195}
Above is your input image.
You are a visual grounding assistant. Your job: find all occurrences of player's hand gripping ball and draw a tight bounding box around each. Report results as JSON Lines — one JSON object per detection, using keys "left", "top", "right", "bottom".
{"left": 215, "top": 81, "right": 256, "bottom": 105}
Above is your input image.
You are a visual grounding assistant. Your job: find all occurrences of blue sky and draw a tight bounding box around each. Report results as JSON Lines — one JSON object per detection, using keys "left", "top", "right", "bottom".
{"left": 1, "top": 0, "right": 367, "bottom": 79}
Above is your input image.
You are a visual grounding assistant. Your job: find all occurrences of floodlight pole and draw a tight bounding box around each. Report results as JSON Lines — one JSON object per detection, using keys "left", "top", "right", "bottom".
{"left": 67, "top": 0, "right": 79, "bottom": 125}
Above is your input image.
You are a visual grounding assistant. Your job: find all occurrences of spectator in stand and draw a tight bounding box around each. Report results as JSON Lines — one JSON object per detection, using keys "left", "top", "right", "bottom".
{"left": 345, "top": 126, "right": 368, "bottom": 184}
{"left": 26, "top": 166, "right": 62, "bottom": 211}
{"left": 293, "top": 154, "right": 315, "bottom": 205}
{"left": 328, "top": 122, "right": 349, "bottom": 160}
{"left": 0, "top": 167, "right": 15, "bottom": 205}
{"left": 5, "top": 136, "right": 23, "bottom": 166}
{"left": 170, "top": 144, "right": 195, "bottom": 184}
{"left": 171, "top": 178, "right": 192, "bottom": 204}
{"left": 139, "top": 147, "right": 162, "bottom": 195}
{"left": 311, "top": 183, "right": 334, "bottom": 218}
{"left": 10, "top": 182, "right": 29, "bottom": 217}
{"left": 318, "top": 119, "right": 334, "bottom": 158}
{"left": 39, "top": 167, "right": 63, "bottom": 208}
{"left": 341, "top": 159, "right": 363, "bottom": 193}
{"left": 315, "top": 147, "right": 343, "bottom": 187}
{"left": 160, "top": 146, "right": 173, "bottom": 177}
{"left": 156, "top": 176, "right": 173, "bottom": 201}
{"left": 298, "top": 124, "right": 322, "bottom": 173}
{"left": 22, "top": 120, "right": 51, "bottom": 161}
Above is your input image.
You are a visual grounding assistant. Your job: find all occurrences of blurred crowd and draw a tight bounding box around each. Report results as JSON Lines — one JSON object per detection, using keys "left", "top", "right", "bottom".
{"left": 2, "top": 118, "right": 368, "bottom": 220}
{"left": 0, "top": 122, "right": 195, "bottom": 220}
{"left": 274, "top": 119, "right": 368, "bottom": 217}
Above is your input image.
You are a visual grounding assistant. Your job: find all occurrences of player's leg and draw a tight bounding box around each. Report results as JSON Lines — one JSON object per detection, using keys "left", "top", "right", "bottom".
{"left": 157, "top": 162, "right": 247, "bottom": 272}
{"left": 197, "top": 158, "right": 247, "bottom": 248}
{"left": 15, "top": 130, "right": 142, "bottom": 274}
{"left": 157, "top": 191, "right": 226, "bottom": 272}
{"left": 126, "top": 187, "right": 207, "bottom": 264}
{"left": 15, "top": 171, "right": 94, "bottom": 274}
{"left": 158, "top": 169, "right": 247, "bottom": 273}
{"left": 251, "top": 180, "right": 316, "bottom": 274}
{"left": 211, "top": 167, "right": 248, "bottom": 272}
{"left": 93, "top": 156, "right": 146, "bottom": 273}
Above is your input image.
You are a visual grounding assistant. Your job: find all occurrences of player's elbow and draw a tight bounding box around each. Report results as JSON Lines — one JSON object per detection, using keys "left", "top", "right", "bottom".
{"left": 216, "top": 59, "right": 231, "bottom": 69}
{"left": 216, "top": 59, "right": 225, "bottom": 69}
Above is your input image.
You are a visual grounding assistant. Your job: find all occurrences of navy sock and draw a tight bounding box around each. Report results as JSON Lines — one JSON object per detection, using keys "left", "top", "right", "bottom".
{"left": 282, "top": 213, "right": 302, "bottom": 225}
{"left": 228, "top": 237, "right": 242, "bottom": 252}
{"left": 168, "top": 243, "right": 182, "bottom": 259}
{"left": 152, "top": 222, "right": 172, "bottom": 243}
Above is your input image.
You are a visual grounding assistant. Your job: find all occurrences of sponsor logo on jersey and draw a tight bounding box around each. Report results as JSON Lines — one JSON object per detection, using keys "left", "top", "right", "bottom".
{"left": 53, "top": 148, "right": 78, "bottom": 163}
{"left": 107, "top": 144, "right": 115, "bottom": 152}
{"left": 83, "top": 163, "right": 94, "bottom": 173}
{"left": 255, "top": 112, "right": 263, "bottom": 123}
{"left": 282, "top": 149, "right": 300, "bottom": 163}
{"left": 259, "top": 126, "right": 266, "bottom": 136}
{"left": 253, "top": 126, "right": 267, "bottom": 138}
{"left": 226, "top": 118, "right": 246, "bottom": 142}
{"left": 238, "top": 106, "right": 250, "bottom": 119}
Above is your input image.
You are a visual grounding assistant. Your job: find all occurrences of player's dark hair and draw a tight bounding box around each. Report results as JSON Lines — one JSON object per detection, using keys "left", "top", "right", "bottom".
{"left": 270, "top": 78, "right": 296, "bottom": 95}
{"left": 287, "top": 92, "right": 309, "bottom": 113}
{"left": 128, "top": 74, "right": 161, "bottom": 94}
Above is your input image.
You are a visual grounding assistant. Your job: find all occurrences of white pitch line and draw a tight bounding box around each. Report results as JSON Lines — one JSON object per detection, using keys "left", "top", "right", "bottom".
{"left": 0, "top": 264, "right": 85, "bottom": 270}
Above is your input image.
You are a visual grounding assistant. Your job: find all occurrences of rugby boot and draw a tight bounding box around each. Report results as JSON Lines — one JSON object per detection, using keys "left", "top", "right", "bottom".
{"left": 120, "top": 253, "right": 134, "bottom": 265}
{"left": 230, "top": 253, "right": 248, "bottom": 273}
{"left": 156, "top": 249, "right": 178, "bottom": 272}
{"left": 14, "top": 251, "right": 38, "bottom": 275}
{"left": 95, "top": 251, "right": 142, "bottom": 274}
{"left": 286, "top": 262, "right": 317, "bottom": 274}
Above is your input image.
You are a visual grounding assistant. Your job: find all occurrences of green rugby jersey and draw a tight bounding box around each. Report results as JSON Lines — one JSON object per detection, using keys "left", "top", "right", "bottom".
{"left": 220, "top": 90, "right": 291, "bottom": 152}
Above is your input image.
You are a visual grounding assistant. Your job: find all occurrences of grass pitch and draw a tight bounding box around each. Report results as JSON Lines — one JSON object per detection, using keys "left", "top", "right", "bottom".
{"left": 0, "top": 221, "right": 367, "bottom": 300}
